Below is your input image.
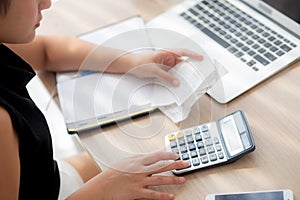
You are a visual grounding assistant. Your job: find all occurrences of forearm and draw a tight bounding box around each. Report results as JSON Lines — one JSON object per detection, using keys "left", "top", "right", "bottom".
{"left": 6, "top": 35, "right": 134, "bottom": 74}
{"left": 66, "top": 173, "right": 108, "bottom": 200}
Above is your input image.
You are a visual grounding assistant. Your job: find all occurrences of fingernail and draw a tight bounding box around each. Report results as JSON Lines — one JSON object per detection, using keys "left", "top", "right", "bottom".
{"left": 179, "top": 177, "right": 186, "bottom": 184}
{"left": 172, "top": 79, "right": 180, "bottom": 87}
{"left": 183, "top": 161, "right": 190, "bottom": 166}
{"left": 174, "top": 153, "right": 180, "bottom": 160}
{"left": 169, "top": 193, "right": 175, "bottom": 199}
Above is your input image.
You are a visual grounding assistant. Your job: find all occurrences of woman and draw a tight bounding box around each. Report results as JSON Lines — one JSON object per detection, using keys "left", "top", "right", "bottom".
{"left": 0, "top": 0, "right": 202, "bottom": 199}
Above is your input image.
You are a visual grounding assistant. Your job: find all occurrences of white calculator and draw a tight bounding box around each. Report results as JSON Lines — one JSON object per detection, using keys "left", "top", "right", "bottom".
{"left": 165, "top": 110, "right": 255, "bottom": 174}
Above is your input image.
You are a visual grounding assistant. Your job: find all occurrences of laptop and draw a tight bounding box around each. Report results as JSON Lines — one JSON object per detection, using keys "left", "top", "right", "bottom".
{"left": 147, "top": 0, "right": 300, "bottom": 103}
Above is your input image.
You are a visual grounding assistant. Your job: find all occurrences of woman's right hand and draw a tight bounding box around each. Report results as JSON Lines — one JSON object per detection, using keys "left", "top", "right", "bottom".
{"left": 68, "top": 152, "right": 189, "bottom": 200}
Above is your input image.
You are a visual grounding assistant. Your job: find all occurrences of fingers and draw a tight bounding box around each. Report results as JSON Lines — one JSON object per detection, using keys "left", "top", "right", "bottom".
{"left": 149, "top": 160, "right": 189, "bottom": 174}
{"left": 154, "top": 67, "right": 180, "bottom": 87}
{"left": 137, "top": 189, "right": 176, "bottom": 200}
{"left": 173, "top": 49, "right": 204, "bottom": 61}
{"left": 143, "top": 152, "right": 179, "bottom": 166}
{"left": 145, "top": 175, "right": 186, "bottom": 186}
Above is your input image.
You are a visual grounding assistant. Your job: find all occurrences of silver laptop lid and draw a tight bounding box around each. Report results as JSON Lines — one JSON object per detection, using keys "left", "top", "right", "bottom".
{"left": 242, "top": 0, "right": 300, "bottom": 39}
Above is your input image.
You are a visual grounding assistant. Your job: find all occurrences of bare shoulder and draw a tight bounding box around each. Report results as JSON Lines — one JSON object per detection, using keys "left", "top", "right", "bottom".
{"left": 0, "top": 106, "right": 21, "bottom": 199}
{"left": 0, "top": 105, "right": 19, "bottom": 151}
{"left": 0, "top": 106, "right": 15, "bottom": 134}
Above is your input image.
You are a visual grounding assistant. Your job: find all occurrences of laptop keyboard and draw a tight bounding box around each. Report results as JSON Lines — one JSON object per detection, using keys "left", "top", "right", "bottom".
{"left": 180, "top": 0, "right": 297, "bottom": 71}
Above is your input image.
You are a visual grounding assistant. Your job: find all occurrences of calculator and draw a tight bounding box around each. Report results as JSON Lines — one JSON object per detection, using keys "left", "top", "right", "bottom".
{"left": 165, "top": 110, "right": 255, "bottom": 174}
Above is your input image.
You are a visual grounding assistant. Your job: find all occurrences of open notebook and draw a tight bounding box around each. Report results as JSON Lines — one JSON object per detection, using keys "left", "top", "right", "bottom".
{"left": 56, "top": 16, "right": 218, "bottom": 133}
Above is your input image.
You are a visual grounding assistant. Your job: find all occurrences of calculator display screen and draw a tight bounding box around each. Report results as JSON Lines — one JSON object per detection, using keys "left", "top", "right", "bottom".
{"left": 215, "top": 191, "right": 284, "bottom": 200}
{"left": 221, "top": 116, "right": 244, "bottom": 156}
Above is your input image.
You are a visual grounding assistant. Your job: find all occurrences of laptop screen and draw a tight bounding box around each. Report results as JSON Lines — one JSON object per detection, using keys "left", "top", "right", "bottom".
{"left": 262, "top": 0, "right": 300, "bottom": 23}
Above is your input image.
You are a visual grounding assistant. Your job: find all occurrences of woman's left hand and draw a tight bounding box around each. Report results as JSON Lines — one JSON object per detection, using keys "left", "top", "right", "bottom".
{"left": 127, "top": 49, "right": 203, "bottom": 87}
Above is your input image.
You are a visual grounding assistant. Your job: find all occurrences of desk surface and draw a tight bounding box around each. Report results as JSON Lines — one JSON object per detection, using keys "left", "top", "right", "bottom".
{"left": 39, "top": 0, "right": 300, "bottom": 199}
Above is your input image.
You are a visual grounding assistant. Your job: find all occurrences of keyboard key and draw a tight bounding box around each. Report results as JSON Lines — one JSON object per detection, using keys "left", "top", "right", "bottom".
{"left": 188, "top": 8, "right": 199, "bottom": 16}
{"left": 280, "top": 44, "right": 292, "bottom": 52}
{"left": 247, "top": 50, "right": 256, "bottom": 56}
{"left": 201, "top": 27, "right": 231, "bottom": 48}
{"left": 252, "top": 44, "right": 260, "bottom": 49}
{"left": 246, "top": 40, "right": 254, "bottom": 45}
{"left": 264, "top": 52, "right": 277, "bottom": 61}
{"left": 270, "top": 46, "right": 278, "bottom": 52}
{"left": 228, "top": 47, "right": 238, "bottom": 53}
{"left": 258, "top": 48, "right": 266, "bottom": 54}
{"left": 274, "top": 40, "right": 282, "bottom": 46}
{"left": 242, "top": 46, "right": 250, "bottom": 52}
{"left": 276, "top": 50, "right": 285, "bottom": 56}
{"left": 254, "top": 54, "right": 270, "bottom": 66}
{"left": 290, "top": 43, "right": 297, "bottom": 48}
{"left": 235, "top": 51, "right": 244, "bottom": 58}
{"left": 263, "top": 42, "right": 271, "bottom": 48}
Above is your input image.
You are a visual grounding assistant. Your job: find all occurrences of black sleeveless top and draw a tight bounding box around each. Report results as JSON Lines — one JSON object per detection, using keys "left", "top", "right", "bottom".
{"left": 0, "top": 44, "right": 60, "bottom": 199}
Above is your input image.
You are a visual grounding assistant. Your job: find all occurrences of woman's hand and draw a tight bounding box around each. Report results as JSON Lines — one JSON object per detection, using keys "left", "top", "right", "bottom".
{"left": 70, "top": 152, "right": 189, "bottom": 200}
{"left": 127, "top": 49, "right": 203, "bottom": 87}
{"left": 100, "top": 151, "right": 189, "bottom": 200}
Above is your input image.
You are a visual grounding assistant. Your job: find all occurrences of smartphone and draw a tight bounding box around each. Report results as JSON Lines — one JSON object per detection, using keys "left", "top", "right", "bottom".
{"left": 206, "top": 189, "right": 293, "bottom": 200}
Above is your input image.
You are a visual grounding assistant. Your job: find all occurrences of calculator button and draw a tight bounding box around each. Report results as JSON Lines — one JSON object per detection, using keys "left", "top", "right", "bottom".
{"left": 207, "top": 146, "right": 215, "bottom": 154}
{"left": 218, "top": 152, "right": 224, "bottom": 159}
{"left": 209, "top": 153, "right": 217, "bottom": 162}
{"left": 199, "top": 148, "right": 206, "bottom": 156}
{"left": 190, "top": 151, "right": 198, "bottom": 158}
{"left": 216, "top": 144, "right": 222, "bottom": 151}
{"left": 197, "top": 141, "right": 204, "bottom": 148}
{"left": 187, "top": 136, "right": 194, "bottom": 143}
{"left": 195, "top": 133, "right": 202, "bottom": 141}
{"left": 168, "top": 133, "right": 176, "bottom": 141}
{"left": 170, "top": 141, "right": 177, "bottom": 148}
{"left": 178, "top": 138, "right": 186, "bottom": 146}
{"left": 171, "top": 148, "right": 179, "bottom": 154}
{"left": 201, "top": 156, "right": 209, "bottom": 164}
{"left": 241, "top": 132, "right": 251, "bottom": 149}
{"left": 181, "top": 153, "right": 189, "bottom": 160}
{"left": 180, "top": 146, "right": 188, "bottom": 153}
{"left": 234, "top": 112, "right": 247, "bottom": 133}
{"left": 188, "top": 143, "right": 196, "bottom": 151}
{"left": 192, "top": 158, "right": 200, "bottom": 166}
{"left": 214, "top": 137, "right": 220, "bottom": 144}
{"left": 205, "top": 139, "right": 213, "bottom": 146}
{"left": 201, "top": 125, "right": 209, "bottom": 132}
{"left": 193, "top": 127, "right": 201, "bottom": 134}
{"left": 203, "top": 132, "right": 211, "bottom": 139}
{"left": 176, "top": 132, "right": 184, "bottom": 139}
{"left": 184, "top": 129, "right": 192, "bottom": 136}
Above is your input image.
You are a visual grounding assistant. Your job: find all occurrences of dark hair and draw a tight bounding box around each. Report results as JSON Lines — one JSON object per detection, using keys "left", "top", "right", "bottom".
{"left": 0, "top": 0, "right": 10, "bottom": 16}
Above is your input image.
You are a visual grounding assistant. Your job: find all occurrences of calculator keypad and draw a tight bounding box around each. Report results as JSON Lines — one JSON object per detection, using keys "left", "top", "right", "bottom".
{"left": 165, "top": 123, "right": 227, "bottom": 174}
